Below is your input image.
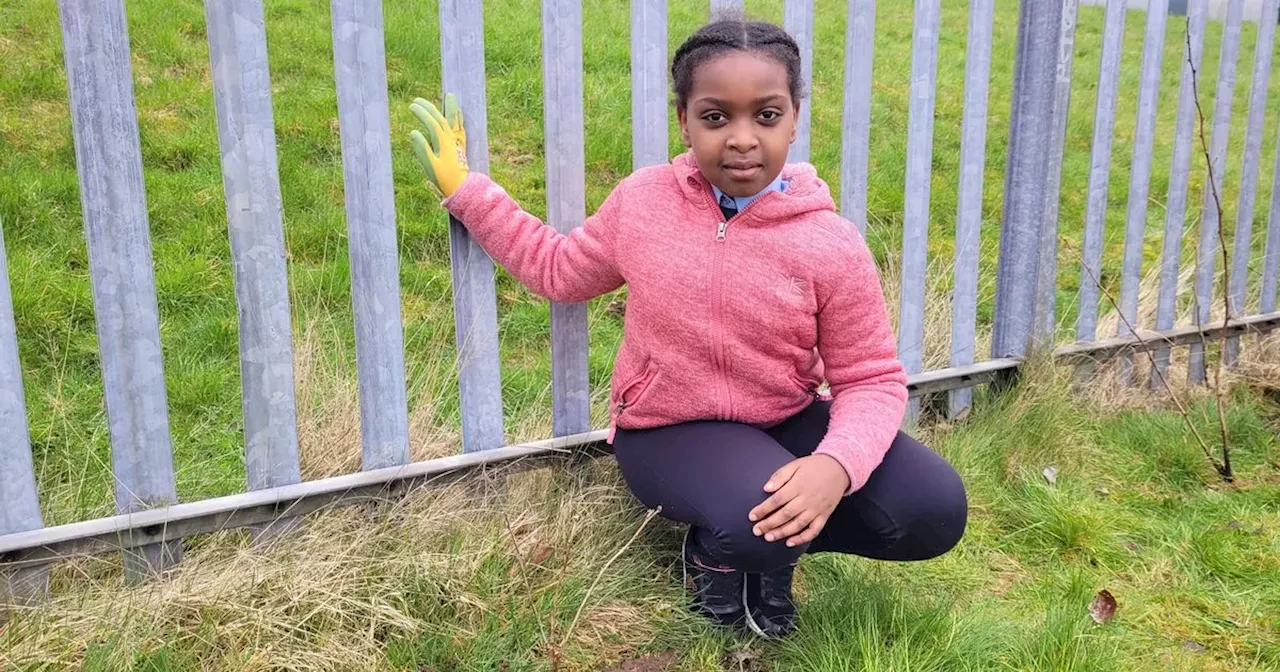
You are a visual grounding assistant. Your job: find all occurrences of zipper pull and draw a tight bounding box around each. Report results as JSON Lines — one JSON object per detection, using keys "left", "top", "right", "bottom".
{"left": 716, "top": 221, "right": 727, "bottom": 241}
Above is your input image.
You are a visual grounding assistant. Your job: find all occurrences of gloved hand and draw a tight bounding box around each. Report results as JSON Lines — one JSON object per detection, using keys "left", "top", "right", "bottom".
{"left": 409, "top": 93, "right": 468, "bottom": 197}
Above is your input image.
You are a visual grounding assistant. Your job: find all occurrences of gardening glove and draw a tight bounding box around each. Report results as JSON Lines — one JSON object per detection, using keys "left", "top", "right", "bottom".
{"left": 409, "top": 93, "right": 468, "bottom": 197}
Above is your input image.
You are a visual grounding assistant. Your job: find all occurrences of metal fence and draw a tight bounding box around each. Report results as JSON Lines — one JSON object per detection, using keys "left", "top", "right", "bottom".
{"left": 4, "top": 0, "right": 1280, "bottom": 604}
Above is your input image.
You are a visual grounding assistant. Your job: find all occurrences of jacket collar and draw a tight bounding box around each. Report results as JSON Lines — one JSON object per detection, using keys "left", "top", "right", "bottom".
{"left": 671, "top": 150, "right": 836, "bottom": 224}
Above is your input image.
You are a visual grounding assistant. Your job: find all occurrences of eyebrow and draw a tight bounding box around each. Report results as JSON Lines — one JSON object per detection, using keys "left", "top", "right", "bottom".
{"left": 695, "top": 94, "right": 788, "bottom": 107}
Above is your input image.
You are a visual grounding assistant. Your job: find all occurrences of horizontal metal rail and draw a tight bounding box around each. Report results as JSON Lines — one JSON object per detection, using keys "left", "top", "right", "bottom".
{"left": 1, "top": 432, "right": 608, "bottom": 568}
{"left": 1055, "top": 312, "right": 1280, "bottom": 366}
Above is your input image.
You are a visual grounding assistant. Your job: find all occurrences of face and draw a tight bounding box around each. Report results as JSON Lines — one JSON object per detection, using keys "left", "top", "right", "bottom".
{"left": 678, "top": 51, "right": 798, "bottom": 198}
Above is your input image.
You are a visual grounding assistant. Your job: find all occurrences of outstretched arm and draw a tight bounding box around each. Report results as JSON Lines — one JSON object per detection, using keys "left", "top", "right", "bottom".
{"left": 443, "top": 173, "right": 625, "bottom": 302}
{"left": 409, "top": 95, "right": 624, "bottom": 302}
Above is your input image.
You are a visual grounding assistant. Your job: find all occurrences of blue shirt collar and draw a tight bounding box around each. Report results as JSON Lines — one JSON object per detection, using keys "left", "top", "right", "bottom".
{"left": 712, "top": 174, "right": 787, "bottom": 213}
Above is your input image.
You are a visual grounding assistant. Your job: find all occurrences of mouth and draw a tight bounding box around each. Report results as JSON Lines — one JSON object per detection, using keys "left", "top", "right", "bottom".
{"left": 722, "top": 162, "right": 763, "bottom": 181}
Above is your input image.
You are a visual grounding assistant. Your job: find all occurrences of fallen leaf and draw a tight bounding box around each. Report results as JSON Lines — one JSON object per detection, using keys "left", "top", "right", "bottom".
{"left": 1124, "top": 541, "right": 1140, "bottom": 552}
{"left": 1089, "top": 589, "right": 1117, "bottom": 624}
{"left": 528, "top": 543, "right": 554, "bottom": 566}
{"left": 609, "top": 649, "right": 677, "bottom": 672}
{"left": 1253, "top": 526, "right": 1264, "bottom": 536}
{"left": 1183, "top": 639, "right": 1206, "bottom": 653}
{"left": 724, "top": 645, "right": 768, "bottom": 671}
{"left": 1227, "top": 520, "right": 1242, "bottom": 530}
{"left": 1042, "top": 466, "right": 1058, "bottom": 486}
{"left": 1095, "top": 486, "right": 1110, "bottom": 496}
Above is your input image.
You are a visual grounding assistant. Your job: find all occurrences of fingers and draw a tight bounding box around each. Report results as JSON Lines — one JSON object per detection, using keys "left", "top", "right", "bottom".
{"left": 409, "top": 103, "right": 445, "bottom": 154}
{"left": 749, "top": 460, "right": 801, "bottom": 523}
{"left": 422, "top": 99, "right": 449, "bottom": 129}
{"left": 768, "top": 508, "right": 816, "bottom": 543}
{"left": 786, "top": 514, "right": 828, "bottom": 547}
{"left": 409, "top": 130, "right": 438, "bottom": 183}
{"left": 753, "top": 492, "right": 805, "bottom": 541}
{"left": 444, "top": 92, "right": 463, "bottom": 133}
{"left": 411, "top": 97, "right": 447, "bottom": 124}
{"left": 749, "top": 488, "right": 786, "bottom": 524}
{"left": 762, "top": 461, "right": 800, "bottom": 494}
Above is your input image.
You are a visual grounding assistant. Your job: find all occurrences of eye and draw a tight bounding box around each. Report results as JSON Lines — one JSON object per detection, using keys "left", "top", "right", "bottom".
{"left": 758, "top": 109, "right": 783, "bottom": 123}
{"left": 701, "top": 111, "right": 727, "bottom": 124}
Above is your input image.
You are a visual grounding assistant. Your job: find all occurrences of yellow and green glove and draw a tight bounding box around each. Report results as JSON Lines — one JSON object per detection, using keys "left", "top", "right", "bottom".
{"left": 409, "top": 93, "right": 468, "bottom": 197}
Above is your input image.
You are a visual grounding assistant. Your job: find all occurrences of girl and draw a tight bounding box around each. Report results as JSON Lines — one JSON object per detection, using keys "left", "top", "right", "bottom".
{"left": 409, "top": 18, "right": 967, "bottom": 639}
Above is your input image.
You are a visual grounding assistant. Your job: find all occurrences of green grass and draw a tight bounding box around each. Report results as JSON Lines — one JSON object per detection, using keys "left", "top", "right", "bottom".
{"left": 2, "top": 0, "right": 1280, "bottom": 669}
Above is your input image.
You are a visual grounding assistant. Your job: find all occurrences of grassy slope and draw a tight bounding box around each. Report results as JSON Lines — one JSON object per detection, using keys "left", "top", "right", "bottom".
{"left": 1, "top": 0, "right": 1279, "bottom": 668}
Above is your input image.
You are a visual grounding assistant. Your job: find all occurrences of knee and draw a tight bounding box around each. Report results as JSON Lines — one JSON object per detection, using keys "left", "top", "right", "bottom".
{"left": 913, "top": 464, "right": 968, "bottom": 559}
{"left": 702, "top": 513, "right": 805, "bottom": 573}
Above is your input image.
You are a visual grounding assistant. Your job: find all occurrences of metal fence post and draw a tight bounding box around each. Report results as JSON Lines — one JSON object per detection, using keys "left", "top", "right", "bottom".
{"left": 543, "top": 0, "right": 591, "bottom": 436}
{"left": 1035, "top": 0, "right": 1080, "bottom": 348}
{"left": 949, "top": 0, "right": 995, "bottom": 418}
{"left": 204, "top": 0, "right": 303, "bottom": 538}
{"left": 993, "top": 1, "right": 1064, "bottom": 359}
{"left": 332, "top": 0, "right": 412, "bottom": 468}
{"left": 440, "top": 0, "right": 507, "bottom": 452}
{"left": 0, "top": 220, "right": 47, "bottom": 606}
{"left": 58, "top": 0, "right": 182, "bottom": 581}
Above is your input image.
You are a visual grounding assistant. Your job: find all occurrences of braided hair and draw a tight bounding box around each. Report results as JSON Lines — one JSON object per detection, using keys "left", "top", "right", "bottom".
{"left": 671, "top": 15, "right": 805, "bottom": 111}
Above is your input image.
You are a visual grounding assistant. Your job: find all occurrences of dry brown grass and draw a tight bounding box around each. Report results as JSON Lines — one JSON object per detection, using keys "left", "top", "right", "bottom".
{"left": 877, "top": 250, "right": 995, "bottom": 373}
{"left": 3, "top": 454, "right": 677, "bottom": 670}
{"left": 1075, "top": 247, "right": 1280, "bottom": 414}
{"left": 1, "top": 318, "right": 683, "bottom": 671}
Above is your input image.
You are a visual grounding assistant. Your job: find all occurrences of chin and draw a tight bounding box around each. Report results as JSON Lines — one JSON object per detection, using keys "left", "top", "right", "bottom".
{"left": 720, "top": 180, "right": 765, "bottom": 197}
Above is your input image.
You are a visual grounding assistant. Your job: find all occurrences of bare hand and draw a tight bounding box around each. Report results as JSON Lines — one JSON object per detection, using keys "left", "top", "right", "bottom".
{"left": 747, "top": 454, "right": 849, "bottom": 547}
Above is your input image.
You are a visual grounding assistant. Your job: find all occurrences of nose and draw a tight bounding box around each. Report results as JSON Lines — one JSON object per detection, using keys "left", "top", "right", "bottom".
{"left": 725, "top": 119, "right": 758, "bottom": 153}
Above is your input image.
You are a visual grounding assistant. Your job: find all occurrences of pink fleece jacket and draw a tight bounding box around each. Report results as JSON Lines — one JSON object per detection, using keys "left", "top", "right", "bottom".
{"left": 442, "top": 151, "right": 908, "bottom": 493}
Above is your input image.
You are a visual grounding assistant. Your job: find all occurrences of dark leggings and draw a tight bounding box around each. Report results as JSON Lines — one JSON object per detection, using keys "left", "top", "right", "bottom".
{"left": 612, "top": 400, "right": 967, "bottom": 573}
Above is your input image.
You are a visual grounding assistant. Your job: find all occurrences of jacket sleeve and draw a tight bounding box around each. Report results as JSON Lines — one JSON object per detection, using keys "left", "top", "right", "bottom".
{"left": 440, "top": 172, "right": 625, "bottom": 303}
{"left": 811, "top": 226, "right": 910, "bottom": 494}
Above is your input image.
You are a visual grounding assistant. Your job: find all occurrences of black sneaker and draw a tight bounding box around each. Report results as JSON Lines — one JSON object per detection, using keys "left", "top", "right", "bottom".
{"left": 743, "top": 562, "right": 798, "bottom": 638}
{"left": 682, "top": 528, "right": 746, "bottom": 626}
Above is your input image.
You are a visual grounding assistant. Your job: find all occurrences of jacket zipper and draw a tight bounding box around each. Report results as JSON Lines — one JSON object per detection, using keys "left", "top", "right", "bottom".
{"left": 700, "top": 184, "right": 768, "bottom": 420}
{"left": 614, "top": 360, "right": 654, "bottom": 416}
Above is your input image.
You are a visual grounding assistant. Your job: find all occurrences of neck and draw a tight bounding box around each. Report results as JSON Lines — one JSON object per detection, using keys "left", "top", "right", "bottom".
{"left": 712, "top": 173, "right": 785, "bottom": 200}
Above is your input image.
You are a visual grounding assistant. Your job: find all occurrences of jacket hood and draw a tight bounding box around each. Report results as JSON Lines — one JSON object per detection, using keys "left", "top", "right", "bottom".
{"left": 671, "top": 149, "right": 838, "bottom": 224}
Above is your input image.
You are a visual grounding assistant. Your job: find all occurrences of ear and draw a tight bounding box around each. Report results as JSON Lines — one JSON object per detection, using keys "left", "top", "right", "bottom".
{"left": 789, "top": 102, "right": 800, "bottom": 143}
{"left": 677, "top": 106, "right": 691, "bottom": 147}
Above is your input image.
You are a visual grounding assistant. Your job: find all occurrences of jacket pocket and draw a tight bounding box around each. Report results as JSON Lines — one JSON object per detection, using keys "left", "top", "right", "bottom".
{"left": 614, "top": 358, "right": 659, "bottom": 415}
{"left": 788, "top": 371, "right": 821, "bottom": 400}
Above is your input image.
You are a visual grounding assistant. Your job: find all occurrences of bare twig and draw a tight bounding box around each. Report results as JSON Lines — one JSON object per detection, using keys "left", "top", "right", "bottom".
{"left": 560, "top": 506, "right": 661, "bottom": 648}
{"left": 1184, "top": 23, "right": 1234, "bottom": 481}
{"left": 1064, "top": 238, "right": 1226, "bottom": 475}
